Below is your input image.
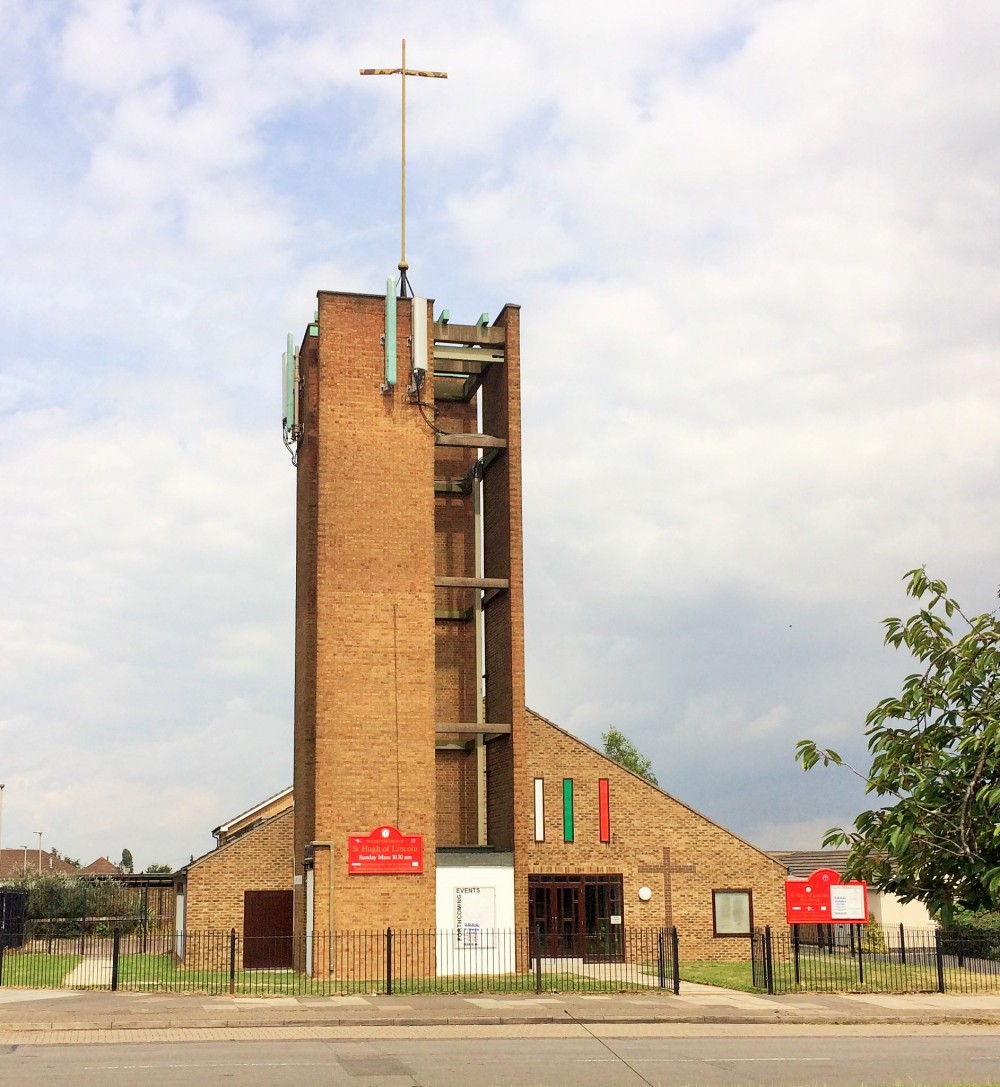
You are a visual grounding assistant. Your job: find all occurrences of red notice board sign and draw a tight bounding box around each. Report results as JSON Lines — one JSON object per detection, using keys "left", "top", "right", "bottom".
{"left": 785, "top": 867, "right": 868, "bottom": 924}
{"left": 348, "top": 825, "right": 424, "bottom": 875}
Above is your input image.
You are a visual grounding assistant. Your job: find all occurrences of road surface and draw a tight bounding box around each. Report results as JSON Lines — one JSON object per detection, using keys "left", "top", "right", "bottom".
{"left": 3, "top": 1031, "right": 1000, "bottom": 1086}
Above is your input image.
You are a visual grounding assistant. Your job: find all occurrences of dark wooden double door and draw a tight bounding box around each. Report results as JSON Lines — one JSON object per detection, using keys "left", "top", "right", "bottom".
{"left": 528, "top": 875, "right": 624, "bottom": 961}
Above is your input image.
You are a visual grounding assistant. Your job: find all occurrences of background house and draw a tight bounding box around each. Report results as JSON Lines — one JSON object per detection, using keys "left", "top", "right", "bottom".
{"left": 771, "top": 849, "right": 935, "bottom": 946}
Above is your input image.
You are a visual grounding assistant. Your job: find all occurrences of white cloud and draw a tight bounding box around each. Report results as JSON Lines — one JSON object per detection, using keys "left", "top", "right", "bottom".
{"left": 1, "top": 0, "right": 998, "bottom": 866}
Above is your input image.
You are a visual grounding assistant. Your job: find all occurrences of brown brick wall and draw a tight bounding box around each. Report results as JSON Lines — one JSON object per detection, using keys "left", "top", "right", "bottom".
{"left": 291, "top": 293, "right": 525, "bottom": 939}
{"left": 293, "top": 323, "right": 320, "bottom": 885}
{"left": 522, "top": 710, "right": 788, "bottom": 961}
{"left": 434, "top": 619, "right": 476, "bottom": 724}
{"left": 485, "top": 733, "right": 515, "bottom": 849}
{"left": 185, "top": 809, "right": 294, "bottom": 935}
{"left": 294, "top": 292, "right": 438, "bottom": 936}
{"left": 435, "top": 747, "right": 479, "bottom": 845}
{"left": 483, "top": 305, "right": 528, "bottom": 927}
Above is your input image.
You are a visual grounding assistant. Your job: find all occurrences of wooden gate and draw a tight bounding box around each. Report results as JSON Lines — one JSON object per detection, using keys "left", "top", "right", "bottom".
{"left": 242, "top": 890, "right": 293, "bottom": 969}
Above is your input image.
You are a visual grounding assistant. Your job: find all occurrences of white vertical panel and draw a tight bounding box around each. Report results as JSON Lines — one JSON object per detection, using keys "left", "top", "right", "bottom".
{"left": 533, "top": 778, "right": 545, "bottom": 841}
{"left": 305, "top": 868, "right": 315, "bottom": 975}
{"left": 176, "top": 891, "right": 186, "bottom": 961}
{"left": 411, "top": 296, "right": 428, "bottom": 371}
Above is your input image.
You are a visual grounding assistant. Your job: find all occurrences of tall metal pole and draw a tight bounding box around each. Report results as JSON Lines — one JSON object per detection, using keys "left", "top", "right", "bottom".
{"left": 360, "top": 39, "right": 447, "bottom": 297}
{"left": 35, "top": 830, "right": 42, "bottom": 871}
{"left": 0, "top": 784, "right": 5, "bottom": 875}
{"left": 401, "top": 38, "right": 407, "bottom": 275}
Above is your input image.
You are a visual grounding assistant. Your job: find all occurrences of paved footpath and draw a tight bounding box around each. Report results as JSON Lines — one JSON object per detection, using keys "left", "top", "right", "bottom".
{"left": 2, "top": 983, "right": 1000, "bottom": 1044}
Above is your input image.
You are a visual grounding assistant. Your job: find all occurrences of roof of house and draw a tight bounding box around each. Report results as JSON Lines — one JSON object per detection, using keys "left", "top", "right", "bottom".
{"left": 78, "top": 856, "right": 123, "bottom": 876}
{"left": 0, "top": 848, "right": 82, "bottom": 879}
{"left": 768, "top": 850, "right": 853, "bottom": 878}
{"left": 179, "top": 805, "right": 294, "bottom": 877}
{"left": 211, "top": 785, "right": 293, "bottom": 840}
{"left": 526, "top": 708, "right": 790, "bottom": 872}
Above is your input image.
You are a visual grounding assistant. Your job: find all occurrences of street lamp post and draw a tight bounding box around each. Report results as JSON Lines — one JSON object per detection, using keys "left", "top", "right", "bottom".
{"left": 35, "top": 830, "right": 42, "bottom": 871}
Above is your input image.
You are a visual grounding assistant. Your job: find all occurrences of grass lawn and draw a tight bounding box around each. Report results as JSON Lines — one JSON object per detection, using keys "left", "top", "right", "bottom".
{"left": 115, "top": 954, "right": 648, "bottom": 995}
{"left": 0, "top": 953, "right": 81, "bottom": 987}
{"left": 775, "top": 953, "right": 948, "bottom": 993}
{"left": 679, "top": 961, "right": 757, "bottom": 992}
{"left": 681, "top": 955, "right": 970, "bottom": 994}
{"left": 9, "top": 950, "right": 979, "bottom": 998}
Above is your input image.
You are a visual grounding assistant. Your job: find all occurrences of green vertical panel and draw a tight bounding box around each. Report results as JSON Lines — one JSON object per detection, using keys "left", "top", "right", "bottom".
{"left": 284, "top": 332, "right": 295, "bottom": 426}
{"left": 563, "top": 779, "right": 574, "bottom": 843}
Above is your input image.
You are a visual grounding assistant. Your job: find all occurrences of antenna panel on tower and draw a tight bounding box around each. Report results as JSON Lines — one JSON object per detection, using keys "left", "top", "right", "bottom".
{"left": 283, "top": 332, "right": 299, "bottom": 432}
{"left": 412, "top": 297, "right": 428, "bottom": 372}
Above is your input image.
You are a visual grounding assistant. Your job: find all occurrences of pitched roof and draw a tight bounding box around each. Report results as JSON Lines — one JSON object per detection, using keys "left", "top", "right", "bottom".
{"left": 183, "top": 805, "right": 294, "bottom": 874}
{"left": 211, "top": 786, "right": 293, "bottom": 841}
{"left": 526, "top": 708, "right": 789, "bottom": 872}
{"left": 78, "top": 856, "right": 123, "bottom": 876}
{"left": 0, "top": 848, "right": 80, "bottom": 879}
{"left": 768, "top": 849, "right": 853, "bottom": 878}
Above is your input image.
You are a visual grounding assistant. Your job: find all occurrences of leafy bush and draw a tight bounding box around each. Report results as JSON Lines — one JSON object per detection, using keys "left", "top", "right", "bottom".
{"left": 861, "top": 921, "right": 887, "bottom": 954}
{"left": 940, "top": 909, "right": 1000, "bottom": 960}
{"left": 1, "top": 872, "right": 152, "bottom": 935}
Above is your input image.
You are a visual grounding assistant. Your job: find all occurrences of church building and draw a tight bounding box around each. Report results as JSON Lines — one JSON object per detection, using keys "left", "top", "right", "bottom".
{"left": 175, "top": 284, "right": 788, "bottom": 973}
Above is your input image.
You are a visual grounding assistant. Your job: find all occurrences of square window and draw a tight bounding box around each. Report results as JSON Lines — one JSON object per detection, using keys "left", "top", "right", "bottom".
{"left": 713, "top": 889, "right": 753, "bottom": 936}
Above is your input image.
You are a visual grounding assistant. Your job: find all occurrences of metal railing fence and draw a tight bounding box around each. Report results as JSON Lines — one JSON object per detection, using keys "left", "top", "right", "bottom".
{"left": 752, "top": 923, "right": 1000, "bottom": 995}
{"left": 0, "top": 925, "right": 680, "bottom": 996}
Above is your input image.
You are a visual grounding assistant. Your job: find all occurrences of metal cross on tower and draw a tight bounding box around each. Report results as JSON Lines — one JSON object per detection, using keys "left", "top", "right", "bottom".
{"left": 361, "top": 39, "right": 447, "bottom": 298}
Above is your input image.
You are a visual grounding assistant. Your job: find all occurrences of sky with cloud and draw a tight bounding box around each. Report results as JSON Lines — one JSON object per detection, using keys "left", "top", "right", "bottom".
{"left": 1, "top": 0, "right": 998, "bottom": 870}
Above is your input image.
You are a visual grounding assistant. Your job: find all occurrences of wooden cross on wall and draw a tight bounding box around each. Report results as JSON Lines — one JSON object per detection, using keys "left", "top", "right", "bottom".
{"left": 639, "top": 848, "right": 696, "bottom": 931}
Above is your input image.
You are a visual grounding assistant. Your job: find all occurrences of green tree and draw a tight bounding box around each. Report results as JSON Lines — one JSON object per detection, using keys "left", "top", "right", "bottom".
{"left": 49, "top": 848, "right": 81, "bottom": 868}
{"left": 602, "top": 726, "right": 659, "bottom": 785}
{"left": 120, "top": 848, "right": 134, "bottom": 874}
{"left": 797, "top": 567, "right": 1000, "bottom": 922}
{"left": 144, "top": 863, "right": 172, "bottom": 874}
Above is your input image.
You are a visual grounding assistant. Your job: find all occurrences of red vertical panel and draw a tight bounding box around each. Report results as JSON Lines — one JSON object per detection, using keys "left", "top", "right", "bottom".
{"left": 599, "top": 778, "right": 610, "bottom": 843}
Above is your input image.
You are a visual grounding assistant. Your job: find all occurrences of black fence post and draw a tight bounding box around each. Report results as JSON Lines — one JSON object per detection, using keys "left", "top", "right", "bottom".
{"left": 935, "top": 927, "right": 945, "bottom": 993}
{"left": 385, "top": 928, "right": 393, "bottom": 996}
{"left": 534, "top": 925, "right": 543, "bottom": 994}
{"left": 657, "top": 929, "right": 665, "bottom": 988}
{"left": 769, "top": 926, "right": 778, "bottom": 995}
{"left": 671, "top": 927, "right": 680, "bottom": 996}
{"left": 857, "top": 925, "right": 865, "bottom": 986}
{"left": 111, "top": 928, "right": 120, "bottom": 992}
{"left": 899, "top": 923, "right": 906, "bottom": 965}
{"left": 0, "top": 943, "right": 5, "bottom": 987}
{"left": 229, "top": 928, "right": 237, "bottom": 995}
{"left": 793, "top": 924, "right": 800, "bottom": 987}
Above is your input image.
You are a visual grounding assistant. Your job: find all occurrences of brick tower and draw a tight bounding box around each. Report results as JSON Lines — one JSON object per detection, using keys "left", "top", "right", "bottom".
{"left": 289, "top": 288, "right": 526, "bottom": 962}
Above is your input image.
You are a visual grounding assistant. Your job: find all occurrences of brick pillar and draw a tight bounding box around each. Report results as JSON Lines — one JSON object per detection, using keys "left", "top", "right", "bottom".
{"left": 294, "top": 291, "right": 438, "bottom": 950}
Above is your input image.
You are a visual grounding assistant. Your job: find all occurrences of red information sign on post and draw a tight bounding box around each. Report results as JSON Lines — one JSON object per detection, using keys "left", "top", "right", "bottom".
{"left": 785, "top": 867, "right": 868, "bottom": 924}
{"left": 347, "top": 825, "right": 424, "bottom": 875}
